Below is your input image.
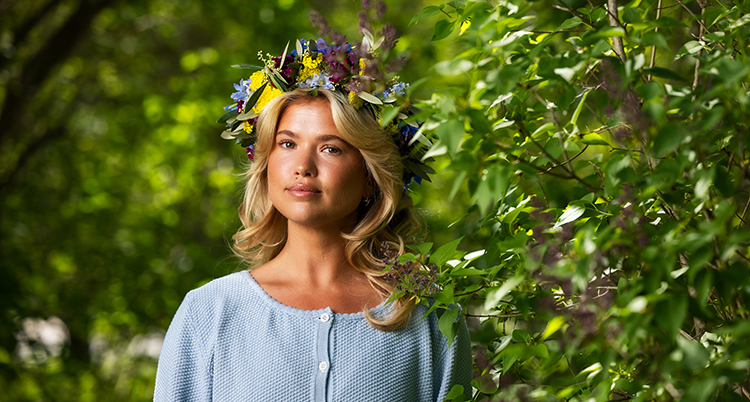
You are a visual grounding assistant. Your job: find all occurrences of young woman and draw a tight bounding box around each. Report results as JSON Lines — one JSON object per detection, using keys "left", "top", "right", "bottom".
{"left": 155, "top": 38, "right": 472, "bottom": 401}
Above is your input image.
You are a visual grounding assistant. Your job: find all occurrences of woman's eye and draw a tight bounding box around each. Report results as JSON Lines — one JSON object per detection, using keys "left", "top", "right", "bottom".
{"left": 279, "top": 140, "right": 294, "bottom": 149}
{"left": 322, "top": 146, "right": 341, "bottom": 154}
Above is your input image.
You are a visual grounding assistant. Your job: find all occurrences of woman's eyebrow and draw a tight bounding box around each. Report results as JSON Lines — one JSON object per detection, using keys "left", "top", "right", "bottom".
{"left": 275, "top": 131, "right": 348, "bottom": 144}
{"left": 275, "top": 130, "right": 297, "bottom": 137}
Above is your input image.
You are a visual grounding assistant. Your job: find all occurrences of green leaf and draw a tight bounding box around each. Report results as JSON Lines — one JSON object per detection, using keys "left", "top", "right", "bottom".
{"left": 445, "top": 385, "right": 468, "bottom": 401}
{"left": 569, "top": 90, "right": 589, "bottom": 127}
{"left": 434, "top": 59, "right": 474, "bottom": 76}
{"left": 484, "top": 276, "right": 523, "bottom": 313}
{"left": 556, "top": 16, "right": 582, "bottom": 31}
{"left": 642, "top": 67, "right": 687, "bottom": 82}
{"left": 432, "top": 19, "right": 456, "bottom": 41}
{"left": 652, "top": 124, "right": 684, "bottom": 157}
{"left": 231, "top": 64, "right": 263, "bottom": 69}
{"left": 438, "top": 307, "right": 459, "bottom": 345}
{"left": 217, "top": 108, "right": 239, "bottom": 124}
{"left": 434, "top": 119, "right": 464, "bottom": 157}
{"left": 450, "top": 268, "right": 488, "bottom": 277}
{"left": 358, "top": 91, "right": 383, "bottom": 105}
{"left": 676, "top": 40, "right": 706, "bottom": 59}
{"left": 552, "top": 205, "right": 585, "bottom": 231}
{"left": 379, "top": 105, "right": 400, "bottom": 128}
{"left": 430, "top": 237, "right": 464, "bottom": 268}
{"left": 581, "top": 133, "right": 611, "bottom": 146}
{"left": 656, "top": 295, "right": 687, "bottom": 337}
{"left": 435, "top": 284, "right": 454, "bottom": 305}
{"left": 677, "top": 336, "right": 710, "bottom": 371}
{"left": 541, "top": 316, "right": 565, "bottom": 340}
{"left": 409, "top": 5, "right": 442, "bottom": 26}
{"left": 641, "top": 32, "right": 670, "bottom": 51}
{"left": 604, "top": 151, "right": 631, "bottom": 195}
{"left": 244, "top": 82, "right": 267, "bottom": 112}
{"left": 581, "top": 27, "right": 625, "bottom": 46}
{"left": 407, "top": 242, "right": 433, "bottom": 256}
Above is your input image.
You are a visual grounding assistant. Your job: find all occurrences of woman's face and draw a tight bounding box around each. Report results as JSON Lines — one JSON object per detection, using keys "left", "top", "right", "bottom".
{"left": 267, "top": 98, "right": 371, "bottom": 231}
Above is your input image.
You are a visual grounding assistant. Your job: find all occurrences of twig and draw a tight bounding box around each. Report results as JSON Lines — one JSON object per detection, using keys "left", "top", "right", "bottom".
{"left": 647, "top": 0, "right": 663, "bottom": 81}
{"left": 735, "top": 250, "right": 750, "bottom": 264}
{"left": 542, "top": 145, "right": 589, "bottom": 174}
{"left": 607, "top": 0, "right": 626, "bottom": 61}
{"left": 529, "top": 88, "right": 574, "bottom": 174}
{"left": 675, "top": 0, "right": 711, "bottom": 39}
{"left": 690, "top": 1, "right": 707, "bottom": 90}
{"left": 511, "top": 29, "right": 588, "bottom": 34}
{"left": 554, "top": 0, "right": 596, "bottom": 28}
{"left": 455, "top": 285, "right": 491, "bottom": 297}
{"left": 466, "top": 313, "right": 523, "bottom": 318}
{"left": 588, "top": 161, "right": 605, "bottom": 183}
{"left": 537, "top": 178, "right": 550, "bottom": 207}
{"left": 738, "top": 195, "right": 750, "bottom": 229}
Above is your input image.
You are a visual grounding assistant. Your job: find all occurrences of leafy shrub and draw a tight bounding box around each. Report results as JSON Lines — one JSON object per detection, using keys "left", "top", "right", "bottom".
{"left": 403, "top": 0, "right": 750, "bottom": 400}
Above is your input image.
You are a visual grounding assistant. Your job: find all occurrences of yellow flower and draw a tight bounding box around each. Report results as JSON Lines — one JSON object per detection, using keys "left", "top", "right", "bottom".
{"left": 249, "top": 70, "right": 266, "bottom": 91}
{"left": 253, "top": 85, "right": 284, "bottom": 114}
{"left": 243, "top": 121, "right": 254, "bottom": 133}
{"left": 358, "top": 58, "right": 366, "bottom": 75}
{"left": 299, "top": 53, "right": 323, "bottom": 82}
{"left": 349, "top": 91, "right": 364, "bottom": 109}
{"left": 244, "top": 70, "right": 284, "bottom": 114}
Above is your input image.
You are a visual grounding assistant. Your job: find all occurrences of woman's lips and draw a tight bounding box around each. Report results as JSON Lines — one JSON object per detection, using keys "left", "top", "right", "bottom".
{"left": 286, "top": 183, "right": 320, "bottom": 197}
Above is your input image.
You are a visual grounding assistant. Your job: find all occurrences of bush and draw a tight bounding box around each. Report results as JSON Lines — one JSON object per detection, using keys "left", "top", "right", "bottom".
{"left": 400, "top": 1, "right": 750, "bottom": 400}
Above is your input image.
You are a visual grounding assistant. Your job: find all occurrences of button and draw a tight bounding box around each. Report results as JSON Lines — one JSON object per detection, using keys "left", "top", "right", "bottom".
{"left": 320, "top": 313, "right": 330, "bottom": 322}
{"left": 319, "top": 361, "right": 329, "bottom": 371}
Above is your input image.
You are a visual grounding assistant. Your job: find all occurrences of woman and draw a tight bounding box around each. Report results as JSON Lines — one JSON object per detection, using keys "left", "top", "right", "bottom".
{"left": 155, "top": 38, "right": 472, "bottom": 401}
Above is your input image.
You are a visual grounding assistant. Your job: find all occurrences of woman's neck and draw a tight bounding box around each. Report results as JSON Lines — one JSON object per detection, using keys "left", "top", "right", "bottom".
{"left": 248, "top": 221, "right": 381, "bottom": 313}
{"left": 275, "top": 223, "right": 352, "bottom": 285}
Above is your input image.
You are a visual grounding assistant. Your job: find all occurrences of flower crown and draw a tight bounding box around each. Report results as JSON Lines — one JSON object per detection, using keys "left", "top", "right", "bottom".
{"left": 218, "top": 37, "right": 432, "bottom": 187}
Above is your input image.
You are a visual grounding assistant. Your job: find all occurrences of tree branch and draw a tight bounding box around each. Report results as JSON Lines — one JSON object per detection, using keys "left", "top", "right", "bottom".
{"left": 0, "top": 126, "right": 67, "bottom": 193}
{"left": 0, "top": 0, "right": 65, "bottom": 71}
{"left": 0, "top": 0, "right": 119, "bottom": 146}
{"left": 607, "top": 0, "right": 626, "bottom": 62}
{"left": 647, "top": 0, "right": 663, "bottom": 81}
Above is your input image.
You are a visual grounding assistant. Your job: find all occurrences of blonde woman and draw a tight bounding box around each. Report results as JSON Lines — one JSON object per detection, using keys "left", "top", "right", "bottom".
{"left": 155, "top": 37, "right": 472, "bottom": 402}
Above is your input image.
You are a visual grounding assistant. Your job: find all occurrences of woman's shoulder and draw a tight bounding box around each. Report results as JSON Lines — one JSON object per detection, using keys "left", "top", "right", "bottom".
{"left": 178, "top": 271, "right": 260, "bottom": 321}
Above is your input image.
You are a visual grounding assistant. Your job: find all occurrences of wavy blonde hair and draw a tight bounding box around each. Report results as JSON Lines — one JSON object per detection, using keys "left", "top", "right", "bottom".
{"left": 233, "top": 87, "right": 421, "bottom": 331}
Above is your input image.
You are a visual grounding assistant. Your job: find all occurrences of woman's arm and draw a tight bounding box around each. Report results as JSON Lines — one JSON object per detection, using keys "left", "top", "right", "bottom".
{"left": 154, "top": 292, "right": 212, "bottom": 401}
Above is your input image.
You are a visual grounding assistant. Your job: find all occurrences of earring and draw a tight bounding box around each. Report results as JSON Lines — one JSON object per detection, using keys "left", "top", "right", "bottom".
{"left": 362, "top": 197, "right": 372, "bottom": 206}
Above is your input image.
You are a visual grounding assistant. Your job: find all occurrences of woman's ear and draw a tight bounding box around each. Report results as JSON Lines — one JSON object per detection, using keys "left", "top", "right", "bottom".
{"left": 364, "top": 171, "right": 376, "bottom": 199}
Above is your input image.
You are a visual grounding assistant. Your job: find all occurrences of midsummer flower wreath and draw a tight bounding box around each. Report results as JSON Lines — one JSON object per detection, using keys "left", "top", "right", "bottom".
{"left": 218, "top": 11, "right": 433, "bottom": 187}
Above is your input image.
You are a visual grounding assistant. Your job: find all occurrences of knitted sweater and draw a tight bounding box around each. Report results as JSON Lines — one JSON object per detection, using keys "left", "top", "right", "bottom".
{"left": 154, "top": 271, "right": 472, "bottom": 401}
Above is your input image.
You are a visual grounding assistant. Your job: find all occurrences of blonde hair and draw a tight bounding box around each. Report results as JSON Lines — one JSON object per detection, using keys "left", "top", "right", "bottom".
{"left": 232, "top": 87, "right": 421, "bottom": 331}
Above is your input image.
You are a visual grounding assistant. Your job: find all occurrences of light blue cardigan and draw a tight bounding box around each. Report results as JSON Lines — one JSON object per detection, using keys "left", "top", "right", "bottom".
{"left": 155, "top": 271, "right": 472, "bottom": 401}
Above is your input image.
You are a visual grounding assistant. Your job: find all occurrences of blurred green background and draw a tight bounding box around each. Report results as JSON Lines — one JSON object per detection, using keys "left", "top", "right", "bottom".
{"left": 0, "top": 0, "right": 463, "bottom": 399}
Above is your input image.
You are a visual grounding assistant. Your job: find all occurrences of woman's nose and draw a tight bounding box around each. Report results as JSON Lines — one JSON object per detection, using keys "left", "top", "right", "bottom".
{"left": 294, "top": 150, "right": 317, "bottom": 177}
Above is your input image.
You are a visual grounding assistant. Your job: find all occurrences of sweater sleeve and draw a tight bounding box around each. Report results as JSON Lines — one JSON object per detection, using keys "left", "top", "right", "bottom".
{"left": 154, "top": 292, "right": 213, "bottom": 402}
{"left": 434, "top": 320, "right": 473, "bottom": 402}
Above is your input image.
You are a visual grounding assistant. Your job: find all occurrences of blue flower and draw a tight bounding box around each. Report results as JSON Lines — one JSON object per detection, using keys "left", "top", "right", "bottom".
{"left": 298, "top": 72, "right": 334, "bottom": 90}
{"left": 399, "top": 121, "right": 418, "bottom": 138}
{"left": 389, "top": 82, "right": 407, "bottom": 96}
{"left": 230, "top": 78, "right": 253, "bottom": 102}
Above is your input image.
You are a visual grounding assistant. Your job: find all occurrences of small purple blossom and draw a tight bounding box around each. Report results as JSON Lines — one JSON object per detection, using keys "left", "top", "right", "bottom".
{"left": 246, "top": 145, "right": 255, "bottom": 161}
{"left": 379, "top": 243, "right": 438, "bottom": 296}
{"left": 378, "top": 23, "right": 398, "bottom": 50}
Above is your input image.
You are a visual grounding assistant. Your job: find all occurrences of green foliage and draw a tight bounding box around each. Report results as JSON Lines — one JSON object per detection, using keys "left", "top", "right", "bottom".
{"left": 407, "top": 0, "right": 750, "bottom": 400}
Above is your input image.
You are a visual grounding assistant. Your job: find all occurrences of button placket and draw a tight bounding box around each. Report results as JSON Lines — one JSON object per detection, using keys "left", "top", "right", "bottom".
{"left": 313, "top": 309, "right": 333, "bottom": 401}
